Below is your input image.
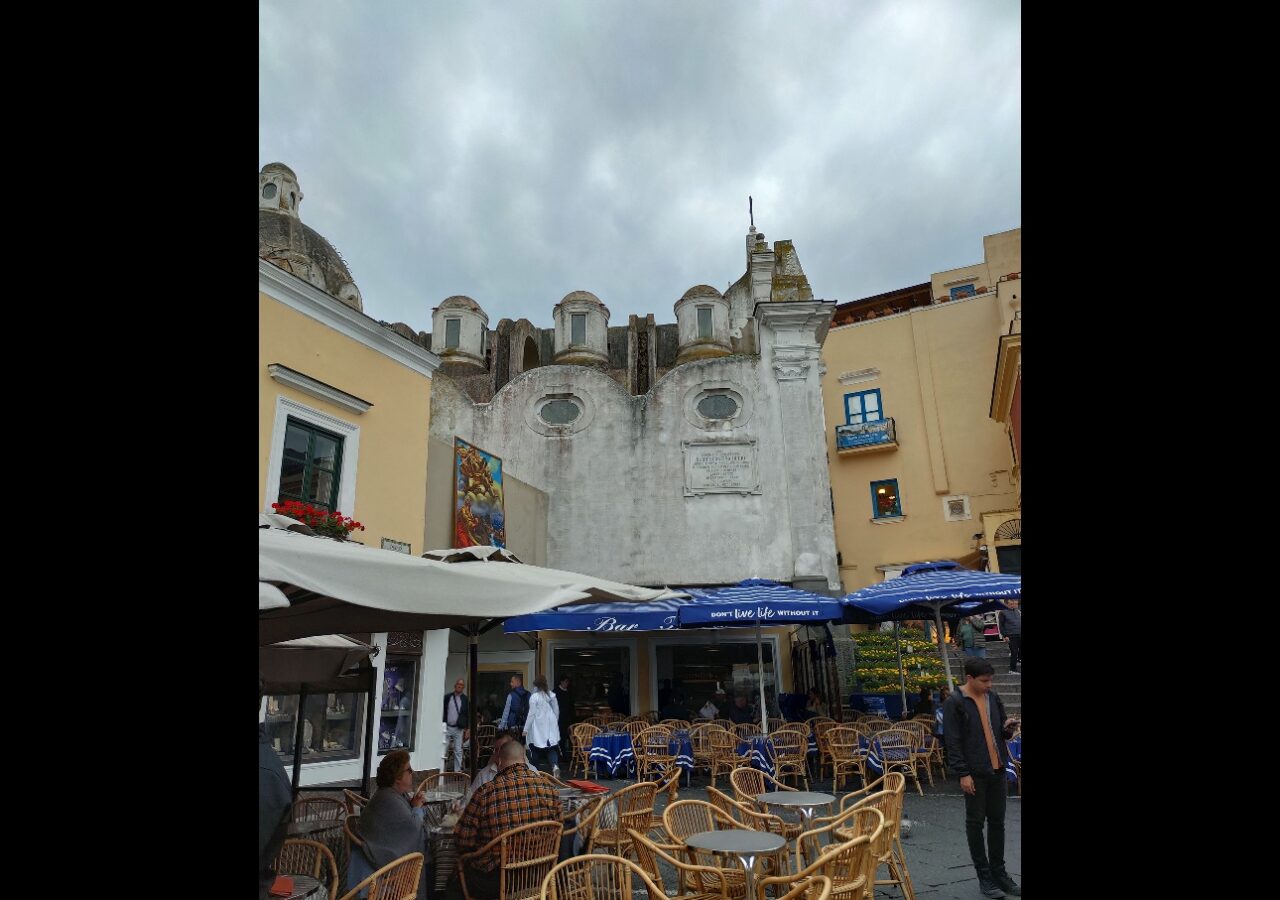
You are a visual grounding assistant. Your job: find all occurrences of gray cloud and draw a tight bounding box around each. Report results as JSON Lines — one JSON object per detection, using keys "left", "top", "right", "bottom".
{"left": 260, "top": 0, "right": 1020, "bottom": 330}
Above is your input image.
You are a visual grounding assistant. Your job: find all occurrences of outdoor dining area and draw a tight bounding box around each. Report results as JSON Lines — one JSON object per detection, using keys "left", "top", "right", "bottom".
{"left": 260, "top": 515, "right": 1021, "bottom": 900}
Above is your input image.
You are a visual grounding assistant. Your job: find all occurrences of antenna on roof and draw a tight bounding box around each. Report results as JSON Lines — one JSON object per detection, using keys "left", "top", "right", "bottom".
{"left": 749, "top": 196, "right": 754, "bottom": 229}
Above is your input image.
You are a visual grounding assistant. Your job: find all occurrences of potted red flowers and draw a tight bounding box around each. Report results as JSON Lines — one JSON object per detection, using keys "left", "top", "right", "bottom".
{"left": 271, "top": 500, "right": 365, "bottom": 541}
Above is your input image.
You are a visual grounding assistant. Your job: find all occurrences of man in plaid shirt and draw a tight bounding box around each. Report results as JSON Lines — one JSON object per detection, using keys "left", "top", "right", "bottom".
{"left": 455, "top": 740, "right": 560, "bottom": 896}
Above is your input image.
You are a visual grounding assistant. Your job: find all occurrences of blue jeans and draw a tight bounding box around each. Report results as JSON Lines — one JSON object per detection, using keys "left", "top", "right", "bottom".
{"left": 530, "top": 744, "right": 559, "bottom": 773}
{"left": 964, "top": 645, "right": 986, "bottom": 658}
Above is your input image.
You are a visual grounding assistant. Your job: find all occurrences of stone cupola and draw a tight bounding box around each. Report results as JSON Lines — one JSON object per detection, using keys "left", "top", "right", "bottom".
{"left": 674, "top": 284, "right": 732, "bottom": 365}
{"left": 552, "top": 290, "right": 610, "bottom": 366}
{"left": 431, "top": 295, "right": 490, "bottom": 372}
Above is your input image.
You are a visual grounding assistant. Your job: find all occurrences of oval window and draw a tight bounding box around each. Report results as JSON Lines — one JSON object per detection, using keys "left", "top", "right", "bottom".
{"left": 540, "top": 399, "right": 581, "bottom": 425}
{"left": 262, "top": 183, "right": 278, "bottom": 200}
{"left": 697, "top": 394, "right": 739, "bottom": 420}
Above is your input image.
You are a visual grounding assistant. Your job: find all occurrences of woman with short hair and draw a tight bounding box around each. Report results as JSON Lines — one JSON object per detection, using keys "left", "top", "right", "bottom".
{"left": 522, "top": 674, "right": 562, "bottom": 774}
{"left": 348, "top": 749, "right": 430, "bottom": 896}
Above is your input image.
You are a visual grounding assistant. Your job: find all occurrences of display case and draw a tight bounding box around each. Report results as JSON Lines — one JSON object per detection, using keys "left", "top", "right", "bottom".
{"left": 264, "top": 691, "right": 365, "bottom": 764}
{"left": 378, "top": 657, "right": 419, "bottom": 753}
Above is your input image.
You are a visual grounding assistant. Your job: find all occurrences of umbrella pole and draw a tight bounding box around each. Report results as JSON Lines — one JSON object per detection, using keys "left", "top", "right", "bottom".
{"left": 291, "top": 684, "right": 307, "bottom": 797}
{"left": 757, "top": 624, "right": 769, "bottom": 736}
{"left": 361, "top": 666, "right": 375, "bottom": 796}
{"left": 934, "top": 605, "right": 954, "bottom": 691}
{"left": 469, "top": 630, "right": 480, "bottom": 780}
{"left": 893, "top": 622, "right": 908, "bottom": 718}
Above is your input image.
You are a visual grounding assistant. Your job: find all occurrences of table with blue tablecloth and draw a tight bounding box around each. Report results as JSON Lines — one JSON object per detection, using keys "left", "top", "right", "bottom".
{"left": 736, "top": 736, "right": 776, "bottom": 778}
{"left": 589, "top": 731, "right": 694, "bottom": 779}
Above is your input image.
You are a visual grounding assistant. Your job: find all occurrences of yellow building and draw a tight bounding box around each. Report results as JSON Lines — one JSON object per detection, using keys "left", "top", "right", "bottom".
{"left": 259, "top": 162, "right": 445, "bottom": 785}
{"left": 822, "top": 228, "right": 1021, "bottom": 594}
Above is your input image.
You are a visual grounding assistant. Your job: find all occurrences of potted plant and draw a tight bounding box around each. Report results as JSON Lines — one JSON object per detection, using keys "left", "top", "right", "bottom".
{"left": 271, "top": 500, "right": 365, "bottom": 541}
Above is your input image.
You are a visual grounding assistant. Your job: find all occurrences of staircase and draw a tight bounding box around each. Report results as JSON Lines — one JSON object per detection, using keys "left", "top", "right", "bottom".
{"left": 943, "top": 640, "right": 1021, "bottom": 717}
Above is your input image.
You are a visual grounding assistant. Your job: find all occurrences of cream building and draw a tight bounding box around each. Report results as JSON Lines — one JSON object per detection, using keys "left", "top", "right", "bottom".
{"left": 822, "top": 228, "right": 1022, "bottom": 594}
{"left": 259, "top": 162, "right": 448, "bottom": 785}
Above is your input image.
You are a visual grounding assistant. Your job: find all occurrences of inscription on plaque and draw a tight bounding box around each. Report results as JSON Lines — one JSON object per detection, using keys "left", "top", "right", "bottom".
{"left": 682, "top": 440, "right": 761, "bottom": 496}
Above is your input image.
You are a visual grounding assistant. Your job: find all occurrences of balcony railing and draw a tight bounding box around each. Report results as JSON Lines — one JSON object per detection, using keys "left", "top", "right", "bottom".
{"left": 836, "top": 417, "right": 897, "bottom": 454}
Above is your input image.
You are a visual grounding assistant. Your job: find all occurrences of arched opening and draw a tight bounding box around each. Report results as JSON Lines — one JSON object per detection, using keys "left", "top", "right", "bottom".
{"left": 522, "top": 336, "right": 540, "bottom": 373}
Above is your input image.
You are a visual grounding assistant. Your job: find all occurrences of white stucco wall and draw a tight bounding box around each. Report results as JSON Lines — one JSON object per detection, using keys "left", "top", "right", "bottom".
{"left": 429, "top": 301, "right": 840, "bottom": 589}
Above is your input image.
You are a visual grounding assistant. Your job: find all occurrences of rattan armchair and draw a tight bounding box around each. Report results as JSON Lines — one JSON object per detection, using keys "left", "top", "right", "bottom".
{"left": 729, "top": 767, "right": 796, "bottom": 814}
{"left": 342, "top": 789, "right": 369, "bottom": 815}
{"left": 706, "top": 786, "right": 801, "bottom": 843}
{"left": 830, "top": 774, "right": 913, "bottom": 900}
{"left": 770, "top": 728, "right": 810, "bottom": 790}
{"left": 756, "top": 874, "right": 832, "bottom": 900}
{"left": 292, "top": 796, "right": 347, "bottom": 822}
{"left": 897, "top": 721, "right": 936, "bottom": 786}
{"left": 766, "top": 834, "right": 873, "bottom": 900}
{"left": 709, "top": 728, "right": 742, "bottom": 789}
{"left": 636, "top": 725, "right": 676, "bottom": 782}
{"left": 458, "top": 820, "right": 563, "bottom": 900}
{"left": 661, "top": 718, "right": 692, "bottom": 731}
{"left": 578, "top": 779, "right": 658, "bottom": 860}
{"left": 630, "top": 828, "right": 741, "bottom": 899}
{"left": 874, "top": 729, "right": 924, "bottom": 796}
{"left": 827, "top": 726, "right": 868, "bottom": 793}
{"left": 795, "top": 805, "right": 884, "bottom": 871}
{"left": 418, "top": 770, "right": 470, "bottom": 795}
{"left": 541, "top": 853, "right": 666, "bottom": 900}
{"left": 733, "top": 722, "right": 763, "bottom": 740}
{"left": 570, "top": 722, "right": 601, "bottom": 778}
{"left": 275, "top": 838, "right": 339, "bottom": 900}
{"left": 338, "top": 851, "right": 423, "bottom": 900}
{"left": 622, "top": 719, "right": 648, "bottom": 740}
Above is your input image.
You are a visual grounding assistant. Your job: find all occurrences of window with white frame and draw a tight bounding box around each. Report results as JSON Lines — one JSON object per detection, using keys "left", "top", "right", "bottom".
{"left": 844, "top": 388, "right": 883, "bottom": 425}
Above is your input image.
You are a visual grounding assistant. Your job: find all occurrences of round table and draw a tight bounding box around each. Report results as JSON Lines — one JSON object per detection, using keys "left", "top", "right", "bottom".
{"left": 286, "top": 819, "right": 343, "bottom": 838}
{"left": 272, "top": 873, "right": 322, "bottom": 899}
{"left": 755, "top": 790, "right": 836, "bottom": 826}
{"left": 684, "top": 829, "right": 785, "bottom": 898}
{"left": 417, "top": 790, "right": 462, "bottom": 804}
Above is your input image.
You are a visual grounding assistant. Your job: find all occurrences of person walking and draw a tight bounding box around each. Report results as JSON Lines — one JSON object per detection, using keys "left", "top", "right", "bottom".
{"left": 998, "top": 601, "right": 1021, "bottom": 674}
{"left": 956, "top": 617, "right": 984, "bottom": 658}
{"left": 443, "top": 678, "right": 470, "bottom": 772}
{"left": 498, "top": 674, "right": 531, "bottom": 736}
{"left": 554, "top": 675, "right": 574, "bottom": 760}
{"left": 942, "top": 657, "right": 1021, "bottom": 898}
{"left": 522, "top": 674, "right": 562, "bottom": 774}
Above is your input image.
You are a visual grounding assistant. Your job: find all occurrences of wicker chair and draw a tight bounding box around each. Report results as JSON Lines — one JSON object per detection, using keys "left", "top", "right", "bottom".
{"left": 712, "top": 718, "right": 734, "bottom": 732}
{"left": 560, "top": 792, "right": 607, "bottom": 852}
{"left": 541, "top": 853, "right": 667, "bottom": 900}
{"left": 729, "top": 767, "right": 796, "bottom": 814}
{"left": 274, "top": 838, "right": 339, "bottom": 900}
{"left": 766, "top": 834, "right": 873, "bottom": 900}
{"left": 583, "top": 715, "right": 609, "bottom": 729}
{"left": 709, "top": 729, "right": 743, "bottom": 789}
{"left": 770, "top": 728, "right": 810, "bottom": 790}
{"left": 830, "top": 775, "right": 914, "bottom": 900}
{"left": 690, "top": 724, "right": 718, "bottom": 779}
{"left": 795, "top": 805, "right": 884, "bottom": 871}
{"left": 630, "top": 828, "right": 742, "bottom": 899}
{"left": 570, "top": 722, "right": 601, "bottom": 778}
{"left": 457, "top": 820, "right": 563, "bottom": 900}
{"left": 660, "top": 802, "right": 751, "bottom": 898}
{"left": 767, "top": 717, "right": 786, "bottom": 732}
{"left": 579, "top": 779, "right": 658, "bottom": 860}
{"left": 292, "top": 796, "right": 348, "bottom": 823}
{"left": 419, "top": 770, "right": 470, "bottom": 795}
{"left": 756, "top": 874, "right": 833, "bottom": 900}
{"left": 661, "top": 718, "right": 692, "bottom": 732}
{"left": 897, "top": 721, "right": 936, "bottom": 786}
{"left": 342, "top": 789, "right": 369, "bottom": 815}
{"left": 812, "top": 720, "right": 840, "bottom": 780}
{"left": 622, "top": 719, "right": 648, "bottom": 740}
{"left": 338, "top": 851, "right": 423, "bottom": 900}
{"left": 875, "top": 729, "right": 924, "bottom": 796}
{"left": 827, "top": 726, "right": 867, "bottom": 793}
{"left": 733, "top": 722, "right": 763, "bottom": 740}
{"left": 635, "top": 725, "right": 676, "bottom": 783}
{"left": 706, "top": 786, "right": 801, "bottom": 844}
{"left": 475, "top": 722, "right": 497, "bottom": 757}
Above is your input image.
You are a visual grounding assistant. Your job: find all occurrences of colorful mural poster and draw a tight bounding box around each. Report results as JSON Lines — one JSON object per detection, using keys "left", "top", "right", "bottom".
{"left": 453, "top": 437, "right": 506, "bottom": 548}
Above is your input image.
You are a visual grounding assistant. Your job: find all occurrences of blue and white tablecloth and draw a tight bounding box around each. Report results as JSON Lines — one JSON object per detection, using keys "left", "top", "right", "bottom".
{"left": 736, "top": 736, "right": 776, "bottom": 778}
{"left": 1006, "top": 735, "right": 1020, "bottom": 783}
{"left": 589, "top": 732, "right": 694, "bottom": 778}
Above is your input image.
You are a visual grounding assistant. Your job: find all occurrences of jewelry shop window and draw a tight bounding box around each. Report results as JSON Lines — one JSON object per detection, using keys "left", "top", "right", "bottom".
{"left": 379, "top": 632, "right": 423, "bottom": 754}
{"left": 263, "top": 691, "right": 365, "bottom": 765}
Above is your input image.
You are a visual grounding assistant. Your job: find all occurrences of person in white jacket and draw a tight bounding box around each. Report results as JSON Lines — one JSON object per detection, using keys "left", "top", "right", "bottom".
{"left": 522, "top": 674, "right": 562, "bottom": 774}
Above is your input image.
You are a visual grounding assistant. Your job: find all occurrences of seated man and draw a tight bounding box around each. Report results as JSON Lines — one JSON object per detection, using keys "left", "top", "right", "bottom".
{"left": 461, "top": 732, "right": 538, "bottom": 808}
{"left": 727, "top": 694, "right": 757, "bottom": 725}
{"left": 455, "top": 740, "right": 561, "bottom": 898}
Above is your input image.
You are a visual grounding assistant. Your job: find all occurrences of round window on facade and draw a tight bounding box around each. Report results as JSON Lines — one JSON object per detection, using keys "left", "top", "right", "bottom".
{"left": 697, "top": 394, "right": 739, "bottom": 420}
{"left": 262, "top": 183, "right": 278, "bottom": 200}
{"left": 540, "top": 399, "right": 582, "bottom": 425}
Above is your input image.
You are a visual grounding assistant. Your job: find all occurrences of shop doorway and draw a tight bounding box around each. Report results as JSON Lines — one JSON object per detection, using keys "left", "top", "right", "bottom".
{"left": 552, "top": 646, "right": 632, "bottom": 721}
{"left": 654, "top": 640, "right": 777, "bottom": 720}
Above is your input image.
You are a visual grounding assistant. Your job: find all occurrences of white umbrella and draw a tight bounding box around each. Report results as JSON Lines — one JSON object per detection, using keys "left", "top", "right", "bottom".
{"left": 259, "top": 633, "right": 376, "bottom": 686}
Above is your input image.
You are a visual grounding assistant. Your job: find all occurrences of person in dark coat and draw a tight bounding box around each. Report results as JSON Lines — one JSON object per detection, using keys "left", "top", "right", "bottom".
{"left": 727, "top": 694, "right": 756, "bottom": 725}
{"left": 942, "top": 657, "right": 1020, "bottom": 898}
{"left": 554, "top": 676, "right": 574, "bottom": 759}
{"left": 349, "top": 749, "right": 430, "bottom": 898}
{"left": 258, "top": 688, "right": 292, "bottom": 900}
{"left": 443, "top": 678, "right": 470, "bottom": 772}
{"left": 998, "top": 600, "right": 1021, "bottom": 673}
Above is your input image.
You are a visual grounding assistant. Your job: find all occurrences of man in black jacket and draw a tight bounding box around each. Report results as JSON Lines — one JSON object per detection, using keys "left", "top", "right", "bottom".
{"left": 443, "top": 678, "right": 469, "bottom": 772}
{"left": 998, "top": 600, "right": 1021, "bottom": 673}
{"left": 554, "top": 676, "right": 573, "bottom": 760}
{"left": 942, "top": 657, "right": 1021, "bottom": 898}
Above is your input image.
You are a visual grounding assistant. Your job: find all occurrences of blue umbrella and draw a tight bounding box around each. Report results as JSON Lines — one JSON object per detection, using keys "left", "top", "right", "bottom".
{"left": 840, "top": 562, "right": 1019, "bottom": 691}
{"left": 506, "top": 578, "right": 842, "bottom": 734}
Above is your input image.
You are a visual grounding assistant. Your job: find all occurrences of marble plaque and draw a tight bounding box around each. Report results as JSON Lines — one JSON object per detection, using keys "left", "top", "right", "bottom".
{"left": 683, "top": 440, "right": 761, "bottom": 496}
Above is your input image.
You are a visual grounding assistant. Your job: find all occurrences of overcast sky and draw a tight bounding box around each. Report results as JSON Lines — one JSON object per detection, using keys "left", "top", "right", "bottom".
{"left": 260, "top": 0, "right": 1020, "bottom": 332}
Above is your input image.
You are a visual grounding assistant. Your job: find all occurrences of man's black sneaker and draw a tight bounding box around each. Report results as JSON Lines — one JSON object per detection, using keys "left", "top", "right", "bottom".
{"left": 992, "top": 871, "right": 1021, "bottom": 895}
{"left": 978, "top": 876, "right": 1006, "bottom": 898}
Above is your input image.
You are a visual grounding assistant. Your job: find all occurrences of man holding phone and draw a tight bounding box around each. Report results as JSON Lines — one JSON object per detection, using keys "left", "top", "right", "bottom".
{"left": 942, "top": 657, "right": 1020, "bottom": 898}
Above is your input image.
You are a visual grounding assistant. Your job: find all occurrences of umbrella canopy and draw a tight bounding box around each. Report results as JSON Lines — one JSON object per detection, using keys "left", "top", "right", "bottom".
{"left": 259, "top": 633, "right": 376, "bottom": 688}
{"left": 503, "top": 598, "right": 686, "bottom": 633}
{"left": 680, "top": 579, "right": 842, "bottom": 626}
{"left": 259, "top": 525, "right": 601, "bottom": 644}
{"left": 840, "top": 561, "right": 1019, "bottom": 690}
